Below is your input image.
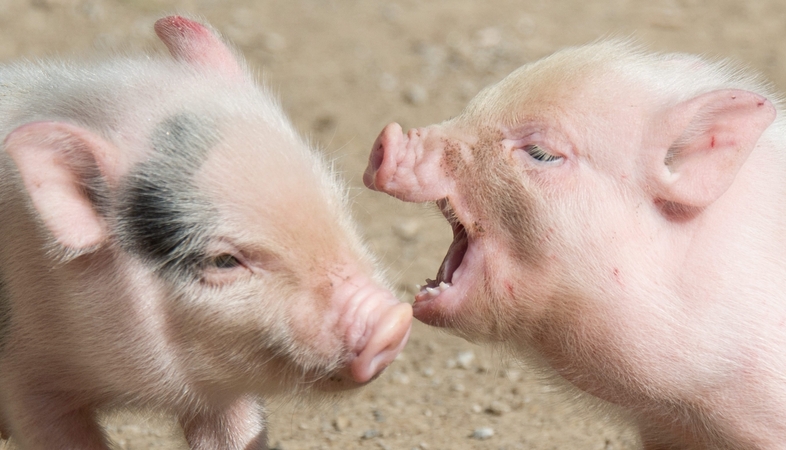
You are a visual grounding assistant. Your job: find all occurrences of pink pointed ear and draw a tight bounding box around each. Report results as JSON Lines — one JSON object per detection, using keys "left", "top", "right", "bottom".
{"left": 154, "top": 15, "right": 245, "bottom": 79}
{"left": 3, "top": 122, "right": 121, "bottom": 250}
{"left": 650, "top": 89, "right": 776, "bottom": 207}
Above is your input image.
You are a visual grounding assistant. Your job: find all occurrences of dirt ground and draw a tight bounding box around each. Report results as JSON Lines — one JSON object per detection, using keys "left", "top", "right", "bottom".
{"left": 1, "top": 0, "right": 786, "bottom": 449}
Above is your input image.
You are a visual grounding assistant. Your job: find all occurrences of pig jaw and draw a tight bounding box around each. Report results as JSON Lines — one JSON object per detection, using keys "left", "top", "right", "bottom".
{"left": 366, "top": 122, "right": 544, "bottom": 340}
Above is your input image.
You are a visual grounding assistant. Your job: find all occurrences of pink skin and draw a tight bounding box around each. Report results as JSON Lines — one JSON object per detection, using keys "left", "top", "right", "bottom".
{"left": 332, "top": 272, "right": 412, "bottom": 385}
{"left": 0, "top": 15, "right": 412, "bottom": 450}
{"left": 365, "top": 41, "right": 786, "bottom": 449}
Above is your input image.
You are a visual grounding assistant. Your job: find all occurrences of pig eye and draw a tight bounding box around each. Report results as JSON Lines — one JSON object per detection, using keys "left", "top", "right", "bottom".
{"left": 209, "top": 254, "right": 242, "bottom": 269}
{"left": 524, "top": 144, "right": 563, "bottom": 164}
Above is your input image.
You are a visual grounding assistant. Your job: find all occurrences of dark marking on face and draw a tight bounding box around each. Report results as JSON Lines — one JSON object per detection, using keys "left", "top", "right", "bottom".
{"left": 117, "top": 113, "right": 219, "bottom": 279}
{"left": 151, "top": 113, "right": 215, "bottom": 164}
{"left": 441, "top": 138, "right": 463, "bottom": 178}
{"left": 463, "top": 127, "right": 544, "bottom": 264}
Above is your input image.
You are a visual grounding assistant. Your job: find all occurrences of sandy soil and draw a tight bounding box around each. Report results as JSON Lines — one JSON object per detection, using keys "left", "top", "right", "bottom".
{"left": 1, "top": 0, "right": 785, "bottom": 449}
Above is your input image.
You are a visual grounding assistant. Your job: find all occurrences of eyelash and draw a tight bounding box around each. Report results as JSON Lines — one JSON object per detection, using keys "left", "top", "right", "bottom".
{"left": 524, "top": 144, "right": 563, "bottom": 163}
{"left": 208, "top": 253, "right": 242, "bottom": 269}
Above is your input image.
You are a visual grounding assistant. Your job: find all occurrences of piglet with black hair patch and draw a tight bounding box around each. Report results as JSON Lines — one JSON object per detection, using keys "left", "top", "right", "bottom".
{"left": 0, "top": 15, "right": 411, "bottom": 449}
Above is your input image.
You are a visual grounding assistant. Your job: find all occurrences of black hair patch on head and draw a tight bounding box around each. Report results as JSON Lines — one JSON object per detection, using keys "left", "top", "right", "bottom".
{"left": 116, "top": 112, "right": 219, "bottom": 279}
{"left": 151, "top": 113, "right": 216, "bottom": 166}
{"left": 120, "top": 176, "right": 209, "bottom": 276}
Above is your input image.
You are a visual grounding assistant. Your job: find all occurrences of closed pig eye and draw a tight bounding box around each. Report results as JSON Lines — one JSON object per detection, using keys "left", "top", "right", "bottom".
{"left": 209, "top": 253, "right": 242, "bottom": 269}
{"left": 524, "top": 144, "right": 563, "bottom": 164}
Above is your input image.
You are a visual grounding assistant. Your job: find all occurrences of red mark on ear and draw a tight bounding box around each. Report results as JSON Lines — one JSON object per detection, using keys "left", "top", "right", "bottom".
{"left": 710, "top": 136, "right": 716, "bottom": 148}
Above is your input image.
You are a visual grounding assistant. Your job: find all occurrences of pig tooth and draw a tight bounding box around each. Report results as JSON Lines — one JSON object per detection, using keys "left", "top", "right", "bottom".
{"left": 415, "top": 284, "right": 423, "bottom": 292}
{"left": 438, "top": 281, "right": 450, "bottom": 291}
{"left": 426, "top": 287, "right": 439, "bottom": 296}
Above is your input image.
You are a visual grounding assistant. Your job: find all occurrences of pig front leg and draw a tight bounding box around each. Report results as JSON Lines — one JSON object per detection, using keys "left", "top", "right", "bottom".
{"left": 180, "top": 395, "right": 268, "bottom": 450}
{"left": 4, "top": 392, "right": 109, "bottom": 450}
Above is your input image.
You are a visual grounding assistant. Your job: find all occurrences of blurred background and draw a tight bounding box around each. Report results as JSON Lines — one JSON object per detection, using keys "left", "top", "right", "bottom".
{"left": 1, "top": 1, "right": 784, "bottom": 448}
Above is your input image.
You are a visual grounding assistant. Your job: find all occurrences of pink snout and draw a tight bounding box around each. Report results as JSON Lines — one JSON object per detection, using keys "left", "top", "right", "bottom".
{"left": 364, "top": 122, "right": 452, "bottom": 203}
{"left": 364, "top": 122, "right": 405, "bottom": 192}
{"left": 350, "top": 301, "right": 412, "bottom": 384}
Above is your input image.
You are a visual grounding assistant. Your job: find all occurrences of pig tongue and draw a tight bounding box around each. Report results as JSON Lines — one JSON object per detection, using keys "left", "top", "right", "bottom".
{"left": 436, "top": 224, "right": 468, "bottom": 285}
{"left": 417, "top": 200, "right": 468, "bottom": 299}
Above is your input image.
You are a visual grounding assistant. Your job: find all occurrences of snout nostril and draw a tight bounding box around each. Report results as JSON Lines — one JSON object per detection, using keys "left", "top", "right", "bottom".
{"left": 370, "top": 142, "right": 384, "bottom": 172}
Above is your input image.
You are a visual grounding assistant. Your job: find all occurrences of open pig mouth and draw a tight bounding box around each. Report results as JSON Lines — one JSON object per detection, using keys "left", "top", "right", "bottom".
{"left": 415, "top": 199, "right": 469, "bottom": 303}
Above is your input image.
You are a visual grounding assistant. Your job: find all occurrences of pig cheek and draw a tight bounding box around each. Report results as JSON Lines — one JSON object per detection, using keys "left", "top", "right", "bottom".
{"left": 161, "top": 275, "right": 316, "bottom": 390}
{"left": 282, "top": 274, "right": 347, "bottom": 369}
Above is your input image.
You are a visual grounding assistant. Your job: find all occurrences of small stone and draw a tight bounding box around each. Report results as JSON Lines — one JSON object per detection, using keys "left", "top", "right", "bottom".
{"left": 392, "top": 371, "right": 410, "bottom": 385}
{"left": 362, "top": 429, "right": 380, "bottom": 440}
{"left": 486, "top": 401, "right": 511, "bottom": 416}
{"left": 476, "top": 27, "right": 502, "bottom": 48}
{"left": 312, "top": 115, "right": 336, "bottom": 133}
{"left": 456, "top": 350, "right": 475, "bottom": 369}
{"left": 471, "top": 427, "right": 494, "bottom": 440}
{"left": 427, "top": 342, "right": 439, "bottom": 353}
{"left": 450, "top": 383, "right": 465, "bottom": 392}
{"left": 471, "top": 404, "right": 483, "bottom": 413}
{"left": 333, "top": 416, "right": 350, "bottom": 432}
{"left": 421, "top": 367, "right": 435, "bottom": 377}
{"left": 373, "top": 409, "right": 386, "bottom": 422}
{"left": 418, "top": 442, "right": 430, "bottom": 449}
{"left": 403, "top": 85, "right": 428, "bottom": 105}
{"left": 392, "top": 219, "right": 420, "bottom": 241}
{"left": 445, "top": 359, "right": 457, "bottom": 369}
{"left": 298, "top": 423, "right": 309, "bottom": 430}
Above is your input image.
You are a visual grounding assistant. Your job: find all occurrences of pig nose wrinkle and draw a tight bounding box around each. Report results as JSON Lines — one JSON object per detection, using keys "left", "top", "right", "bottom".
{"left": 350, "top": 302, "right": 412, "bottom": 384}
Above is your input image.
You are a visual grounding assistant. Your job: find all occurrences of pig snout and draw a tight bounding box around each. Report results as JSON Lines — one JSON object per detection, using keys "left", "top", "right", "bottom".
{"left": 350, "top": 301, "right": 412, "bottom": 384}
{"left": 364, "top": 122, "right": 404, "bottom": 192}
{"left": 364, "top": 122, "right": 451, "bottom": 202}
{"left": 319, "top": 276, "right": 412, "bottom": 391}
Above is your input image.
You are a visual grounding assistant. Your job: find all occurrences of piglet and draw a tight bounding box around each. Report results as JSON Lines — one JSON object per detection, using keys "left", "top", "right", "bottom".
{"left": 365, "top": 41, "right": 786, "bottom": 449}
{"left": 0, "top": 15, "right": 411, "bottom": 449}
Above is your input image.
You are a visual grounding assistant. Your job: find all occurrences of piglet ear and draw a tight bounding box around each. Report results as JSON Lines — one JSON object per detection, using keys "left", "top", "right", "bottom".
{"left": 154, "top": 15, "right": 245, "bottom": 79}
{"left": 3, "top": 122, "right": 120, "bottom": 250}
{"left": 651, "top": 89, "right": 776, "bottom": 207}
